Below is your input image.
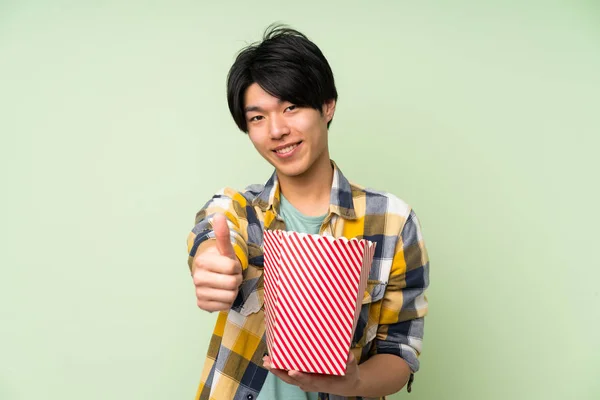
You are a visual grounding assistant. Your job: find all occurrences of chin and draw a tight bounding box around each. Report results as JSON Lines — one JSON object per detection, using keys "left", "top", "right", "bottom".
{"left": 275, "top": 158, "right": 314, "bottom": 177}
{"left": 265, "top": 154, "right": 309, "bottom": 177}
{"left": 276, "top": 164, "right": 308, "bottom": 178}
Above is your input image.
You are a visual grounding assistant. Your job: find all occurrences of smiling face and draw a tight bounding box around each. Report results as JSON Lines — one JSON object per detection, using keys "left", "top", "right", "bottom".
{"left": 244, "top": 83, "right": 335, "bottom": 180}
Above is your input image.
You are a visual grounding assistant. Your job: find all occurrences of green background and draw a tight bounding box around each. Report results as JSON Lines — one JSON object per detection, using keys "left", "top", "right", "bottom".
{"left": 1, "top": 1, "right": 598, "bottom": 399}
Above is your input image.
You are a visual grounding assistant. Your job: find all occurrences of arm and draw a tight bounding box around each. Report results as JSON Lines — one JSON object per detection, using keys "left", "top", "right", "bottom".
{"left": 369, "top": 209, "right": 429, "bottom": 393}
{"left": 353, "top": 353, "right": 412, "bottom": 397}
{"left": 264, "top": 351, "right": 410, "bottom": 398}
{"left": 187, "top": 188, "right": 250, "bottom": 312}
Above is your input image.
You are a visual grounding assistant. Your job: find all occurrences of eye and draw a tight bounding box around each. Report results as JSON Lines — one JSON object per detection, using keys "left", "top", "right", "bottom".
{"left": 249, "top": 115, "right": 264, "bottom": 122}
{"left": 285, "top": 105, "right": 297, "bottom": 112}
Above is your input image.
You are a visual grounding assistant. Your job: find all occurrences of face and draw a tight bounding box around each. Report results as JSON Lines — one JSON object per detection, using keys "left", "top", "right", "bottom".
{"left": 244, "top": 83, "right": 335, "bottom": 179}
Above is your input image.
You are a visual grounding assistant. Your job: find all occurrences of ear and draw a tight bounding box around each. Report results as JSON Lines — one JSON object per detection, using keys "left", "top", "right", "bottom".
{"left": 322, "top": 99, "right": 336, "bottom": 123}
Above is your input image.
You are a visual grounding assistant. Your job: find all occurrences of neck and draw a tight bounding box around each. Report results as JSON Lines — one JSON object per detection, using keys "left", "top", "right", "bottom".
{"left": 277, "top": 154, "right": 333, "bottom": 217}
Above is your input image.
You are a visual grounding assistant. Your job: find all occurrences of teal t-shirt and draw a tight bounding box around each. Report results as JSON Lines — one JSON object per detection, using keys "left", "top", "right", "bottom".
{"left": 257, "top": 194, "right": 327, "bottom": 400}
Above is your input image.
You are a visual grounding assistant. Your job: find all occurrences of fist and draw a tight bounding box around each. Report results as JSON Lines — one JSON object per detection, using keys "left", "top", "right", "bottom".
{"left": 192, "top": 213, "right": 243, "bottom": 312}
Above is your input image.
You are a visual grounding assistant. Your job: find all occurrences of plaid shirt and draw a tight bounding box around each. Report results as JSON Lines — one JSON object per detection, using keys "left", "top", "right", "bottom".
{"left": 187, "top": 161, "right": 430, "bottom": 400}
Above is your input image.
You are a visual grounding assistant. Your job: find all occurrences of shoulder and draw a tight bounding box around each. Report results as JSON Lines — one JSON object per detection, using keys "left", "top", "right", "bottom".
{"left": 210, "top": 184, "right": 265, "bottom": 205}
{"left": 241, "top": 183, "right": 265, "bottom": 201}
{"left": 349, "top": 182, "right": 413, "bottom": 220}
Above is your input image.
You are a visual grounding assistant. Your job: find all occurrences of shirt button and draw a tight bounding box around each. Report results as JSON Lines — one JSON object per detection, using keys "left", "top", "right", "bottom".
{"left": 247, "top": 395, "right": 254, "bottom": 400}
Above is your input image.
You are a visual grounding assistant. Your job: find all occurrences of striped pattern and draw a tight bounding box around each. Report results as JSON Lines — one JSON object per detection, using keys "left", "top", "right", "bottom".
{"left": 263, "top": 229, "right": 282, "bottom": 356}
{"left": 264, "top": 230, "right": 376, "bottom": 376}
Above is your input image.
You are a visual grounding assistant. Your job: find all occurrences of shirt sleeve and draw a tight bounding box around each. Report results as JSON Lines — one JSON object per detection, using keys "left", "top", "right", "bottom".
{"left": 372, "top": 209, "right": 430, "bottom": 376}
{"left": 186, "top": 187, "right": 250, "bottom": 272}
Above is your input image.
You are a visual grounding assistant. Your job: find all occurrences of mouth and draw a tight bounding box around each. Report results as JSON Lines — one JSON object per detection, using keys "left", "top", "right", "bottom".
{"left": 273, "top": 141, "right": 302, "bottom": 155}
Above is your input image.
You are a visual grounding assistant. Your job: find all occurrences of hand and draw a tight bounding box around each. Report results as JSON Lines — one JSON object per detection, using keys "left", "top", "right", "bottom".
{"left": 192, "top": 213, "right": 243, "bottom": 312}
{"left": 262, "top": 352, "right": 362, "bottom": 397}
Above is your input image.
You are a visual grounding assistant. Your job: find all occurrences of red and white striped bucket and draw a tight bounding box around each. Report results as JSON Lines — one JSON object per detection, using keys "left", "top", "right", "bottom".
{"left": 263, "top": 230, "right": 376, "bottom": 376}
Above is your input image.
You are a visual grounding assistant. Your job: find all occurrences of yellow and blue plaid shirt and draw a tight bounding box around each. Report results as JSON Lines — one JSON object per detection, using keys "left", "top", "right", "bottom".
{"left": 187, "top": 161, "right": 430, "bottom": 400}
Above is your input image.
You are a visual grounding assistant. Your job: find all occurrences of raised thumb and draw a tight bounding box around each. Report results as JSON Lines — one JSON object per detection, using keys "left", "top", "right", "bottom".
{"left": 213, "top": 213, "right": 236, "bottom": 259}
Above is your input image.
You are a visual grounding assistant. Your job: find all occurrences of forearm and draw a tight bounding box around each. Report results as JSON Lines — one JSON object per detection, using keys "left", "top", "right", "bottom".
{"left": 355, "top": 354, "right": 411, "bottom": 397}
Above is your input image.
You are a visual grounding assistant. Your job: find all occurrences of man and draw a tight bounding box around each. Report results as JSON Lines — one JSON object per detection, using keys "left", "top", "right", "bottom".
{"left": 187, "top": 25, "right": 429, "bottom": 400}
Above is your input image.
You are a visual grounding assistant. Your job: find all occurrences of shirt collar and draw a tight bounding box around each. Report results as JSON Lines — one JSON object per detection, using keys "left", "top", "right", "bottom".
{"left": 252, "top": 160, "right": 357, "bottom": 220}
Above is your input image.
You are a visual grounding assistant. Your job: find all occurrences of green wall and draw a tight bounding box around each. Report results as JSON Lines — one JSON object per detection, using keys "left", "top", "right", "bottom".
{"left": 1, "top": 1, "right": 598, "bottom": 399}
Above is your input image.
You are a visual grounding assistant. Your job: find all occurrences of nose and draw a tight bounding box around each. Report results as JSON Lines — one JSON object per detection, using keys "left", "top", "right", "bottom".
{"left": 269, "top": 114, "right": 290, "bottom": 140}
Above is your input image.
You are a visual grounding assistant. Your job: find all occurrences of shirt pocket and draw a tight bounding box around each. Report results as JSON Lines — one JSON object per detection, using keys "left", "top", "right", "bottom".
{"left": 352, "top": 279, "right": 387, "bottom": 348}
{"left": 231, "top": 242, "right": 265, "bottom": 317}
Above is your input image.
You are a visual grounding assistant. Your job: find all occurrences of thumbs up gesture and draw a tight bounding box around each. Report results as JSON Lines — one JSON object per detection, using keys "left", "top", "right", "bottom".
{"left": 192, "top": 213, "right": 243, "bottom": 312}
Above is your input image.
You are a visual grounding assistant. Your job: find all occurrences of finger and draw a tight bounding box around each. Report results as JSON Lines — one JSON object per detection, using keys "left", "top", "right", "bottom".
{"left": 196, "top": 287, "right": 238, "bottom": 305}
{"left": 212, "top": 213, "right": 236, "bottom": 259}
{"left": 287, "top": 371, "right": 318, "bottom": 392}
{"left": 347, "top": 352, "right": 355, "bottom": 365}
{"left": 288, "top": 370, "right": 313, "bottom": 383}
{"left": 194, "top": 269, "right": 241, "bottom": 290}
{"left": 195, "top": 253, "right": 241, "bottom": 276}
{"left": 262, "top": 356, "right": 271, "bottom": 370}
{"left": 197, "top": 299, "right": 231, "bottom": 312}
{"left": 270, "top": 368, "right": 300, "bottom": 386}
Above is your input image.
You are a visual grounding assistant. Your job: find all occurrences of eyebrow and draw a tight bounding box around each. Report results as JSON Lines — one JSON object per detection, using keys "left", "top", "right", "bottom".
{"left": 244, "top": 105, "right": 264, "bottom": 113}
{"left": 244, "top": 100, "right": 285, "bottom": 114}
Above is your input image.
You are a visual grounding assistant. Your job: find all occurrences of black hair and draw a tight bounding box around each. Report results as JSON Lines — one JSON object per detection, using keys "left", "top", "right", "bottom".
{"left": 227, "top": 24, "right": 338, "bottom": 133}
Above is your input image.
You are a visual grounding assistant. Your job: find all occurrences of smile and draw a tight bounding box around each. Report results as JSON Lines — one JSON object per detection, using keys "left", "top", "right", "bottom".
{"left": 274, "top": 142, "right": 302, "bottom": 155}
